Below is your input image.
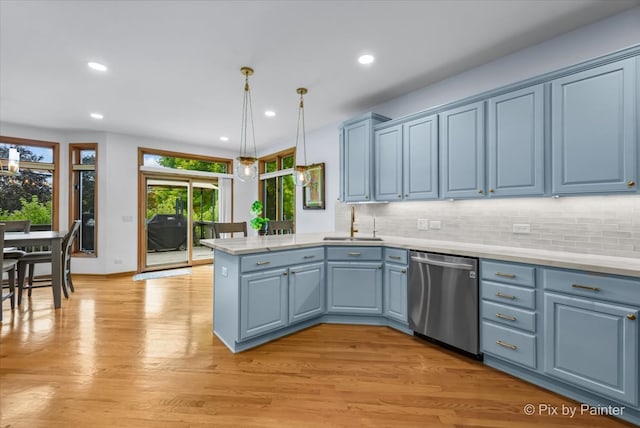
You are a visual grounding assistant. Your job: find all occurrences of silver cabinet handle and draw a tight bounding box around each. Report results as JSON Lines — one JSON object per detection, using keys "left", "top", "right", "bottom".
{"left": 256, "top": 261, "right": 271, "bottom": 266}
{"left": 627, "top": 314, "right": 636, "bottom": 321}
{"left": 348, "top": 252, "right": 361, "bottom": 256}
{"left": 572, "top": 283, "right": 600, "bottom": 292}
{"left": 495, "top": 272, "right": 516, "bottom": 279}
{"left": 496, "top": 340, "right": 517, "bottom": 350}
{"left": 388, "top": 256, "right": 401, "bottom": 260}
{"left": 303, "top": 255, "right": 316, "bottom": 259}
{"left": 400, "top": 269, "right": 406, "bottom": 274}
{"left": 496, "top": 313, "right": 517, "bottom": 321}
{"left": 496, "top": 292, "right": 516, "bottom": 300}
{"left": 282, "top": 272, "right": 287, "bottom": 276}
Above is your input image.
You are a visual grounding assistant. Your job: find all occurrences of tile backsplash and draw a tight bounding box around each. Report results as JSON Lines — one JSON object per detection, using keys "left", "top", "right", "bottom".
{"left": 335, "top": 195, "right": 640, "bottom": 258}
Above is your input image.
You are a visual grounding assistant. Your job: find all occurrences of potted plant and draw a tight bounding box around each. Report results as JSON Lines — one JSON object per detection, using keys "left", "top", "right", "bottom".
{"left": 249, "top": 200, "right": 269, "bottom": 235}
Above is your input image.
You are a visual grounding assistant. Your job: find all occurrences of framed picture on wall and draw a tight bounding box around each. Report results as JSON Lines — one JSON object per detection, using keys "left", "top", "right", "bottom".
{"left": 303, "top": 162, "right": 325, "bottom": 210}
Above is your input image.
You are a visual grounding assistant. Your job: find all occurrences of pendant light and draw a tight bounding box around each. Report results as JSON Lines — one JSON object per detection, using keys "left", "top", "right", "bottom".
{"left": 293, "top": 87, "right": 311, "bottom": 187}
{"left": 235, "top": 66, "right": 258, "bottom": 182}
{"left": 0, "top": 148, "right": 20, "bottom": 176}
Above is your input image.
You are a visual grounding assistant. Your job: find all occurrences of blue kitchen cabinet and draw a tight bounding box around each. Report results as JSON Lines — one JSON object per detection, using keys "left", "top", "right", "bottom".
{"left": 544, "top": 292, "right": 638, "bottom": 405}
{"left": 374, "top": 124, "right": 403, "bottom": 201}
{"left": 289, "top": 262, "right": 325, "bottom": 324}
{"left": 383, "top": 262, "right": 408, "bottom": 323}
{"left": 341, "top": 113, "right": 390, "bottom": 202}
{"left": 487, "top": 85, "right": 544, "bottom": 196}
{"left": 240, "top": 268, "right": 289, "bottom": 340}
{"left": 327, "top": 261, "right": 383, "bottom": 315}
{"left": 440, "top": 101, "right": 485, "bottom": 198}
{"left": 403, "top": 114, "right": 438, "bottom": 200}
{"left": 551, "top": 58, "right": 637, "bottom": 194}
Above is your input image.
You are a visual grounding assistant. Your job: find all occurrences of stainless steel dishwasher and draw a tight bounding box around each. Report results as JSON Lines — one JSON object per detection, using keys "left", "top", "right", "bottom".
{"left": 408, "top": 251, "right": 480, "bottom": 357}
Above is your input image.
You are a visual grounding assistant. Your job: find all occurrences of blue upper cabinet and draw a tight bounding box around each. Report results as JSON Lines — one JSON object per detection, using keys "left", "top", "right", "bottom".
{"left": 488, "top": 85, "right": 544, "bottom": 196}
{"left": 403, "top": 114, "right": 438, "bottom": 200}
{"left": 551, "top": 58, "right": 637, "bottom": 194}
{"left": 440, "top": 101, "right": 485, "bottom": 199}
{"left": 341, "top": 113, "right": 390, "bottom": 202}
{"left": 374, "top": 124, "right": 403, "bottom": 201}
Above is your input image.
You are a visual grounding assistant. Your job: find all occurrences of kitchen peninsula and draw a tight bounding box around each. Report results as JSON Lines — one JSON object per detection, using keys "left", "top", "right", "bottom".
{"left": 202, "top": 233, "right": 640, "bottom": 425}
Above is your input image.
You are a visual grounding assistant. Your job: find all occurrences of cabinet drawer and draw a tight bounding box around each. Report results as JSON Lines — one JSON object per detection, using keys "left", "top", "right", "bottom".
{"left": 482, "top": 281, "right": 535, "bottom": 309}
{"left": 543, "top": 268, "right": 640, "bottom": 306}
{"left": 384, "top": 248, "right": 408, "bottom": 265}
{"left": 482, "top": 300, "right": 536, "bottom": 333}
{"left": 481, "top": 260, "right": 535, "bottom": 288}
{"left": 327, "top": 246, "right": 382, "bottom": 261}
{"left": 482, "top": 321, "right": 536, "bottom": 369}
{"left": 241, "top": 247, "right": 324, "bottom": 273}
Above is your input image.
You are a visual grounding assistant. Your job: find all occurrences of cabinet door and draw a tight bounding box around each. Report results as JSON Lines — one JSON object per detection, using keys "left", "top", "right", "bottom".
{"left": 551, "top": 58, "right": 637, "bottom": 194}
{"left": 440, "top": 101, "right": 485, "bottom": 198}
{"left": 383, "top": 263, "right": 408, "bottom": 323}
{"left": 343, "top": 120, "right": 372, "bottom": 202}
{"left": 403, "top": 114, "right": 438, "bottom": 200}
{"left": 374, "top": 125, "right": 403, "bottom": 201}
{"left": 544, "top": 292, "right": 638, "bottom": 405}
{"left": 289, "top": 262, "right": 325, "bottom": 324}
{"left": 240, "top": 268, "right": 288, "bottom": 340}
{"left": 327, "top": 262, "right": 382, "bottom": 315}
{"left": 488, "top": 85, "right": 544, "bottom": 196}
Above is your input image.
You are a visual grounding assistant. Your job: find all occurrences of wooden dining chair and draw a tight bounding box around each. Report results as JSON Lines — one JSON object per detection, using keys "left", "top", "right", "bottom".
{"left": 211, "top": 222, "right": 248, "bottom": 239}
{"left": 17, "top": 220, "right": 81, "bottom": 304}
{"left": 267, "top": 220, "right": 294, "bottom": 235}
{"left": 1, "top": 224, "right": 19, "bottom": 321}
{"left": 2, "top": 220, "right": 30, "bottom": 261}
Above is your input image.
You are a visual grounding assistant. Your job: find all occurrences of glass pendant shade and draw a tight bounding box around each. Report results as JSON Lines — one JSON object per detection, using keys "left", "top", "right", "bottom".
{"left": 293, "top": 165, "right": 311, "bottom": 187}
{"left": 236, "top": 157, "right": 258, "bottom": 182}
{"left": 1, "top": 148, "right": 20, "bottom": 175}
{"left": 294, "top": 87, "right": 310, "bottom": 187}
{"left": 235, "top": 66, "right": 258, "bottom": 181}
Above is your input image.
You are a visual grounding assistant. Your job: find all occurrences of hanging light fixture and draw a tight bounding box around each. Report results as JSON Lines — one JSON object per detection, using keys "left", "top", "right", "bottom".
{"left": 0, "top": 148, "right": 20, "bottom": 176}
{"left": 293, "top": 87, "right": 311, "bottom": 187}
{"left": 235, "top": 66, "right": 258, "bottom": 182}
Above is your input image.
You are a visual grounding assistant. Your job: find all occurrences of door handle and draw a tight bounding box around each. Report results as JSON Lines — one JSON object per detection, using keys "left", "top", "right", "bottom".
{"left": 495, "top": 272, "right": 516, "bottom": 279}
{"left": 495, "top": 292, "right": 516, "bottom": 300}
{"left": 496, "top": 313, "right": 517, "bottom": 321}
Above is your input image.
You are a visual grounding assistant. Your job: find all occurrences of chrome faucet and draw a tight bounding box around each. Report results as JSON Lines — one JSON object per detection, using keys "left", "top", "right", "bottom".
{"left": 350, "top": 205, "right": 358, "bottom": 238}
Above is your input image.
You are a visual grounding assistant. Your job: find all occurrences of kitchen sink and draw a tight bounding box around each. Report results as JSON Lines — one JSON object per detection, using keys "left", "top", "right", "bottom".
{"left": 322, "top": 236, "right": 383, "bottom": 241}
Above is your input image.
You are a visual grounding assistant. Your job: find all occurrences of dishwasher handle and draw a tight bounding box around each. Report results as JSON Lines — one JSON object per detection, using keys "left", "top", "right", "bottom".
{"left": 410, "top": 256, "right": 474, "bottom": 270}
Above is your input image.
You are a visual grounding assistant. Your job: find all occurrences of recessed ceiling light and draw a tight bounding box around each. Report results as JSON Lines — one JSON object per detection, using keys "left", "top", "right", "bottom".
{"left": 220, "top": 136, "right": 229, "bottom": 142}
{"left": 265, "top": 110, "right": 276, "bottom": 118}
{"left": 358, "top": 54, "right": 375, "bottom": 65}
{"left": 87, "top": 62, "right": 108, "bottom": 72}
{"left": 90, "top": 113, "right": 104, "bottom": 120}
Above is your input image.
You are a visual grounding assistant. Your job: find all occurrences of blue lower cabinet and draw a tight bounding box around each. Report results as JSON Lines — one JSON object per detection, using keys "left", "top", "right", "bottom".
{"left": 383, "top": 263, "right": 408, "bottom": 323}
{"left": 544, "top": 292, "right": 639, "bottom": 405}
{"left": 289, "top": 262, "right": 325, "bottom": 324}
{"left": 327, "top": 261, "right": 383, "bottom": 315}
{"left": 240, "top": 268, "right": 288, "bottom": 340}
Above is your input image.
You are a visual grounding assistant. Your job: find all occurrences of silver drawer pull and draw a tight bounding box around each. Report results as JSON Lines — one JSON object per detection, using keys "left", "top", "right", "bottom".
{"left": 256, "top": 261, "right": 271, "bottom": 266}
{"left": 495, "top": 272, "right": 516, "bottom": 278}
{"left": 388, "top": 256, "right": 401, "bottom": 260}
{"left": 496, "top": 340, "right": 517, "bottom": 350}
{"left": 348, "top": 252, "right": 361, "bottom": 256}
{"left": 303, "top": 255, "right": 316, "bottom": 259}
{"left": 496, "top": 292, "right": 516, "bottom": 300}
{"left": 496, "top": 313, "right": 517, "bottom": 321}
{"left": 401, "top": 269, "right": 406, "bottom": 274}
{"left": 572, "top": 283, "right": 600, "bottom": 292}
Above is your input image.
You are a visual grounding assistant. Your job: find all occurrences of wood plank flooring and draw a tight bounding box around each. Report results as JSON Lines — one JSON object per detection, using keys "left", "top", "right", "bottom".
{"left": 0, "top": 266, "right": 634, "bottom": 427}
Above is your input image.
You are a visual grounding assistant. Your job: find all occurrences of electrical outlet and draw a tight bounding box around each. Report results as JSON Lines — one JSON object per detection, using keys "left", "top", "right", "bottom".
{"left": 114, "top": 258, "right": 123, "bottom": 265}
{"left": 429, "top": 220, "right": 441, "bottom": 230}
{"left": 513, "top": 223, "right": 531, "bottom": 234}
{"left": 122, "top": 215, "right": 133, "bottom": 223}
{"left": 417, "top": 219, "right": 429, "bottom": 230}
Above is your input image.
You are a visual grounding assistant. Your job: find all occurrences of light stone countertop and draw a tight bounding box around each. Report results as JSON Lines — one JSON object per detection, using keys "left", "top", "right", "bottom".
{"left": 200, "top": 233, "right": 640, "bottom": 278}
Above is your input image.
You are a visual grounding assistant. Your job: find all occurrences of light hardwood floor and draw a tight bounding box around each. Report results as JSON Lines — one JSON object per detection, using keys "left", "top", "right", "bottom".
{"left": 0, "top": 266, "right": 634, "bottom": 427}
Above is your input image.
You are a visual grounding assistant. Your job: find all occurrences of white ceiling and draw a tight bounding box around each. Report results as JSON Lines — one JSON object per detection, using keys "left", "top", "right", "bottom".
{"left": 1, "top": 0, "right": 638, "bottom": 152}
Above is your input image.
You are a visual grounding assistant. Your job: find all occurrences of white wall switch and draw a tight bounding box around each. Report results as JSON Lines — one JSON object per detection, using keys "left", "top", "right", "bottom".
{"left": 122, "top": 215, "right": 133, "bottom": 223}
{"left": 429, "top": 220, "right": 441, "bottom": 230}
{"left": 513, "top": 223, "right": 531, "bottom": 234}
{"left": 417, "top": 219, "right": 429, "bottom": 230}
{"left": 221, "top": 266, "right": 228, "bottom": 277}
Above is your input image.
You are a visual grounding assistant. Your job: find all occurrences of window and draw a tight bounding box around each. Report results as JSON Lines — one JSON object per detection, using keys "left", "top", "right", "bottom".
{"left": 259, "top": 148, "right": 295, "bottom": 222}
{"left": 0, "top": 136, "right": 59, "bottom": 230}
{"left": 69, "top": 143, "right": 97, "bottom": 255}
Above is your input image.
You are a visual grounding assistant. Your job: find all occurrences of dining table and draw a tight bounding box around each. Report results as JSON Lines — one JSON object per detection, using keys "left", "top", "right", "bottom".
{"left": 3, "top": 230, "right": 65, "bottom": 309}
